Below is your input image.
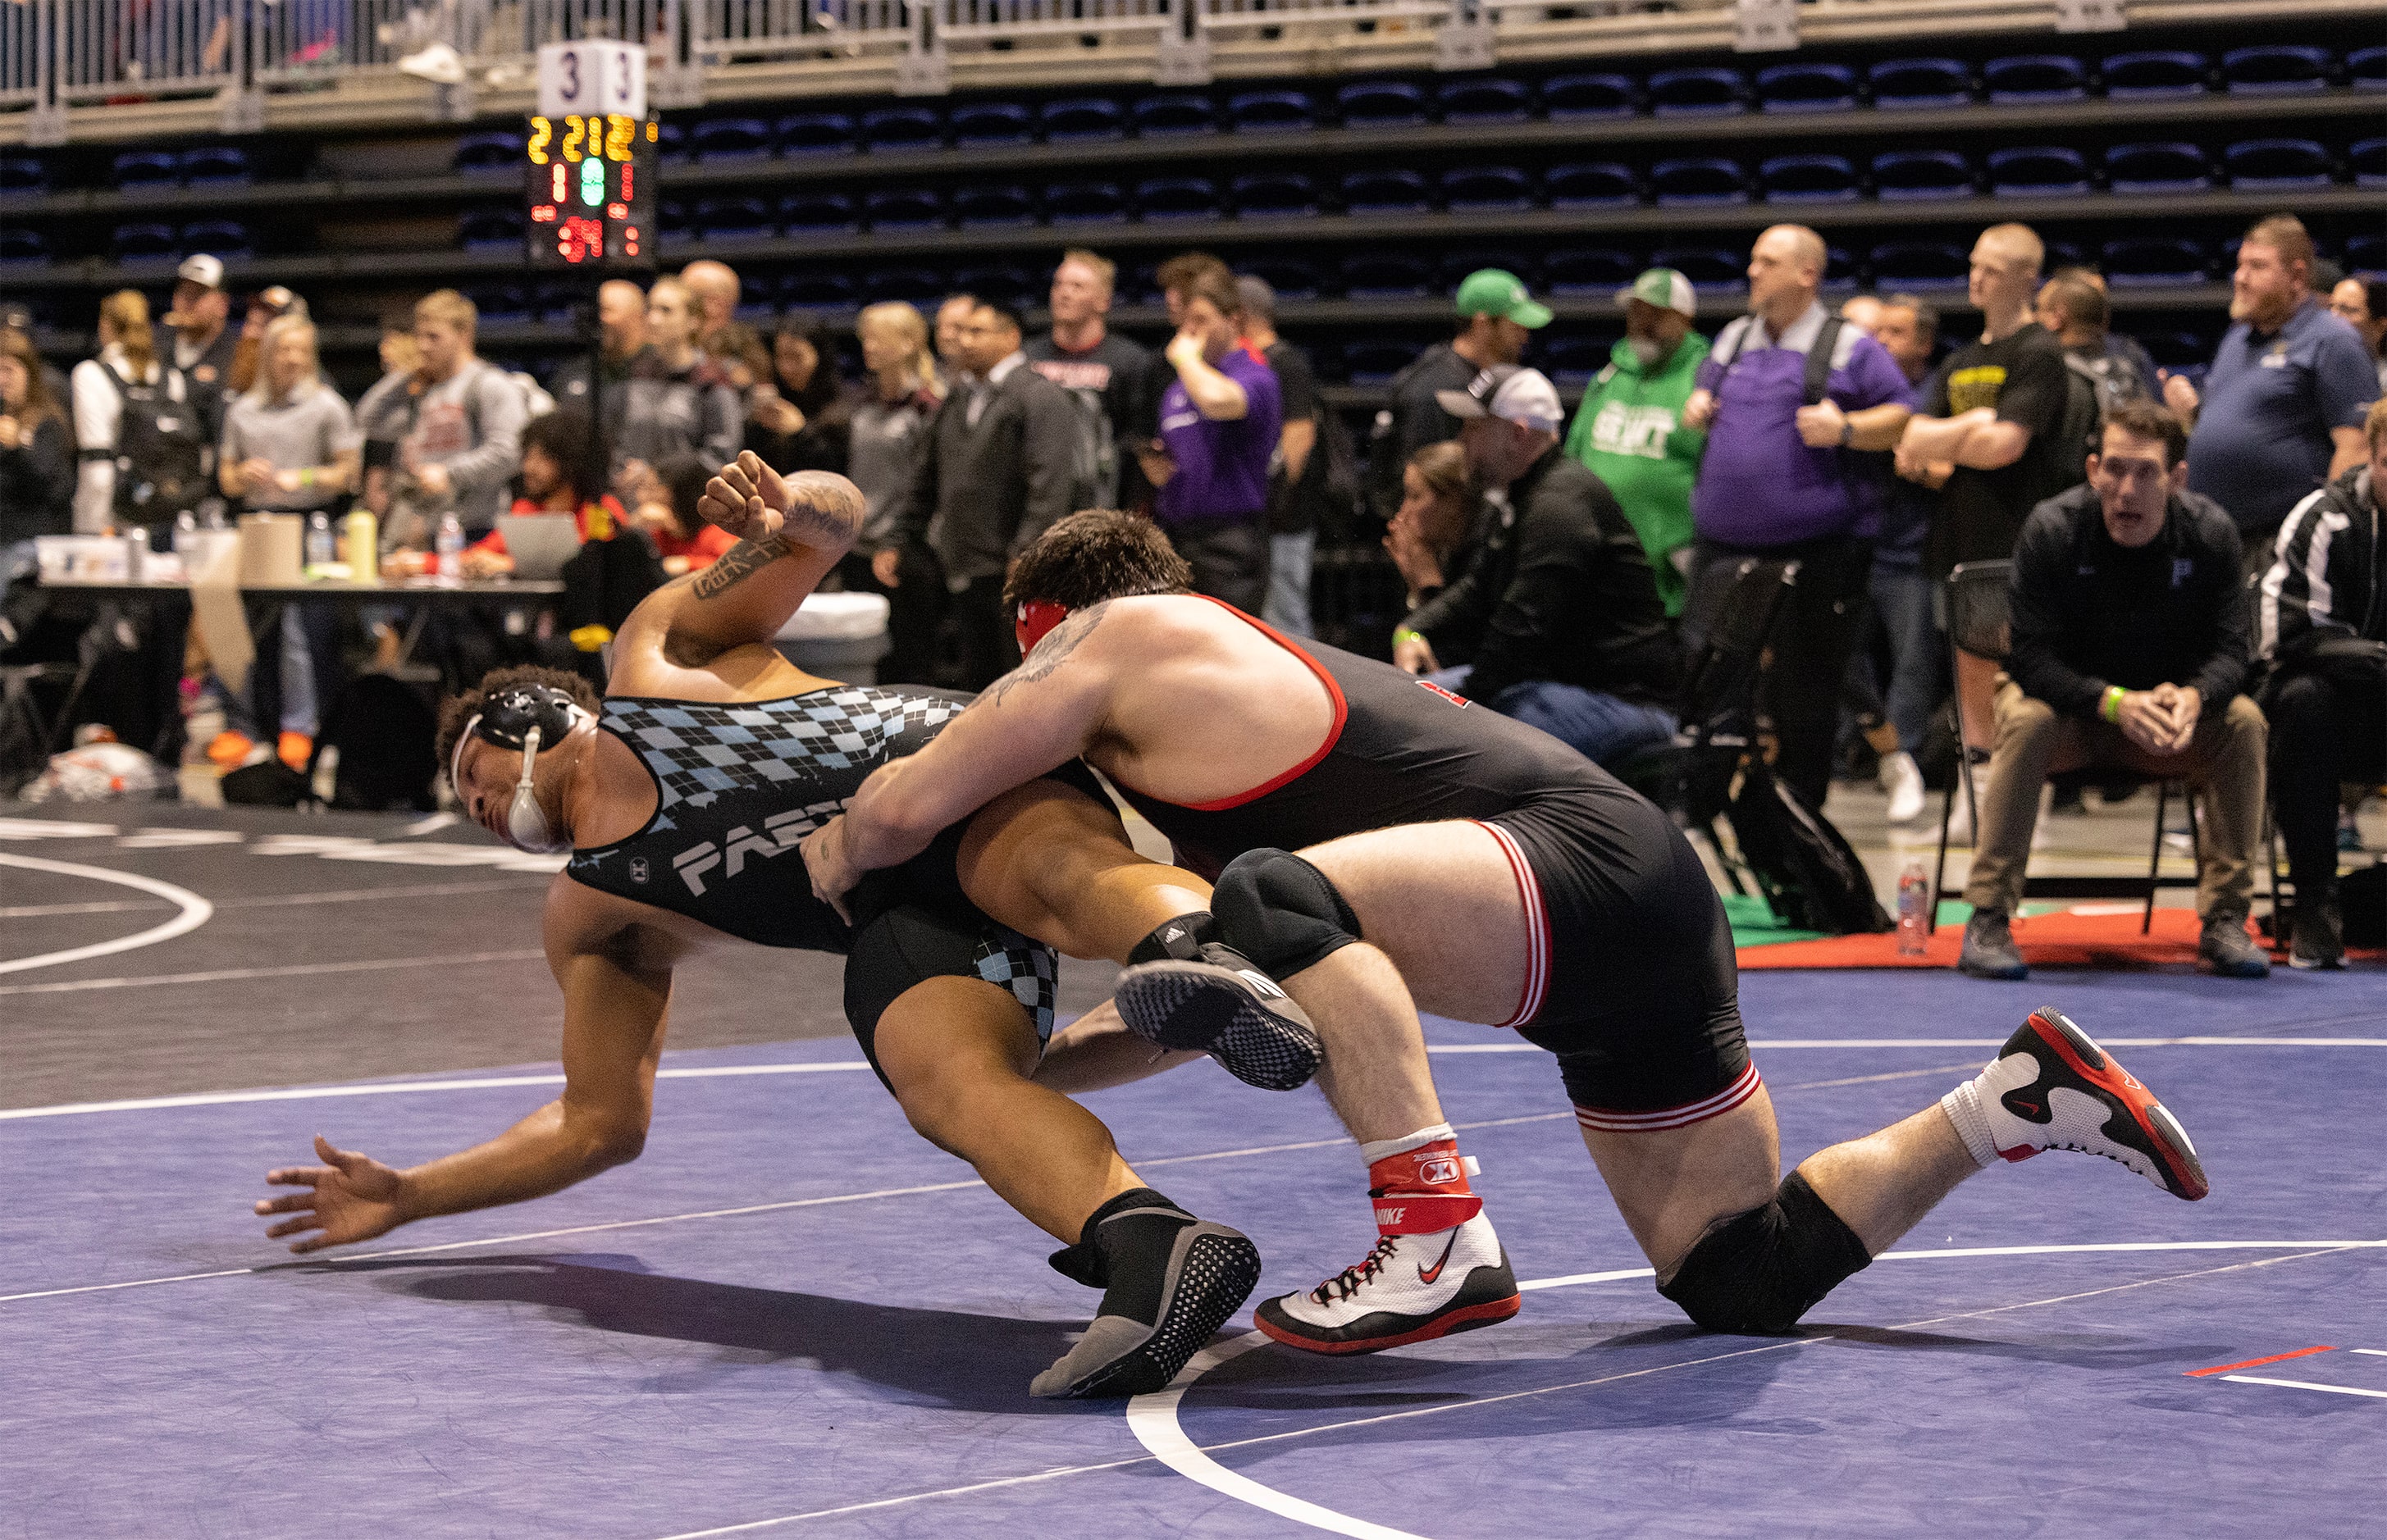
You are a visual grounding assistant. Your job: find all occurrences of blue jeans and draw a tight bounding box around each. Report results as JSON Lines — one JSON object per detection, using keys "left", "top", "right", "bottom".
{"left": 1262, "top": 530, "right": 1314, "bottom": 638}
{"left": 1868, "top": 561, "right": 1936, "bottom": 754}
{"left": 1436, "top": 667, "right": 1678, "bottom": 769}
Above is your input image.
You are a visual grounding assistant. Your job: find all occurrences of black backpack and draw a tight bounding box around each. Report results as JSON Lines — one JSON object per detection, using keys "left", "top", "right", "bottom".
{"left": 317, "top": 673, "right": 440, "bottom": 811}
{"left": 98, "top": 362, "right": 209, "bottom": 520}
{"left": 2053, "top": 353, "right": 2105, "bottom": 490}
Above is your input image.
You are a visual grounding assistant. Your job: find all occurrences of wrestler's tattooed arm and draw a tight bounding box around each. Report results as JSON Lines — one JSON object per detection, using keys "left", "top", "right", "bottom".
{"left": 984, "top": 601, "right": 1109, "bottom": 710}
{"left": 690, "top": 533, "right": 793, "bottom": 601}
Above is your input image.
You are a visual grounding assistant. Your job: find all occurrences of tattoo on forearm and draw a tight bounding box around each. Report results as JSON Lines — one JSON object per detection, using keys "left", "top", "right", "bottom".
{"left": 778, "top": 472, "right": 869, "bottom": 549}
{"left": 983, "top": 601, "right": 1109, "bottom": 708}
{"left": 691, "top": 534, "right": 792, "bottom": 599}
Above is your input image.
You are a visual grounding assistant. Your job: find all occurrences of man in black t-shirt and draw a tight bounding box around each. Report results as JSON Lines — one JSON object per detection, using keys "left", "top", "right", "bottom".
{"left": 1025, "top": 248, "right": 1152, "bottom": 512}
{"left": 1239, "top": 276, "right": 1326, "bottom": 636}
{"left": 1371, "top": 269, "right": 1551, "bottom": 517}
{"left": 1896, "top": 224, "right": 2078, "bottom": 576}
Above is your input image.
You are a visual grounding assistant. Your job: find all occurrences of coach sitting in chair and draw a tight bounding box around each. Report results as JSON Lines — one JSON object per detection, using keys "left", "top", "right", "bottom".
{"left": 1959, "top": 399, "right": 2271, "bottom": 981}
{"left": 2257, "top": 398, "right": 2387, "bottom": 969}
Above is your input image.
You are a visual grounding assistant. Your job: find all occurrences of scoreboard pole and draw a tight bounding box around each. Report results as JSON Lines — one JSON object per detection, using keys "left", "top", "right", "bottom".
{"left": 527, "top": 42, "right": 657, "bottom": 485}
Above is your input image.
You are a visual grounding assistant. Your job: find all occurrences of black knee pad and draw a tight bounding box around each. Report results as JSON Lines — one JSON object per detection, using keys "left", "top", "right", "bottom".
{"left": 1210, "top": 848, "right": 1362, "bottom": 979}
{"left": 1655, "top": 1171, "right": 1873, "bottom": 1335}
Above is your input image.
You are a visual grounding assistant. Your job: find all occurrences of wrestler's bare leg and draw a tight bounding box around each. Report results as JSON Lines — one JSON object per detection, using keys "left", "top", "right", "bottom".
{"left": 959, "top": 780, "right": 1212, "bottom": 963}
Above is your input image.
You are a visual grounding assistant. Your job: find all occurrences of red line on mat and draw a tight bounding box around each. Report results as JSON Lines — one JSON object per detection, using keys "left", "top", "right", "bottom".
{"left": 2184, "top": 1346, "right": 2337, "bottom": 1377}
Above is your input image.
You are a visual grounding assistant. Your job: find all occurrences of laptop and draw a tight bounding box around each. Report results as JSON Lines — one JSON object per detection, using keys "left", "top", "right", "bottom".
{"left": 494, "top": 514, "right": 584, "bottom": 581}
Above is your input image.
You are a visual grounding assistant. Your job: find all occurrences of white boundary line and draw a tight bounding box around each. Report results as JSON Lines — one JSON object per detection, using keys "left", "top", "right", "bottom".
{"left": 1433, "top": 1038, "right": 2387, "bottom": 1052}
{"left": 2218, "top": 1374, "right": 2387, "bottom": 1400}
{"left": 0, "top": 851, "right": 213, "bottom": 977}
{"left": 0, "top": 947, "right": 547, "bottom": 997}
{"left": 0, "top": 1062, "right": 876, "bottom": 1121}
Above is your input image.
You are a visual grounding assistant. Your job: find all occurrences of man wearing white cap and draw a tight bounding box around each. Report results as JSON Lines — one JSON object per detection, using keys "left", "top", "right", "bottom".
{"left": 1563, "top": 267, "right": 1710, "bottom": 616}
{"left": 1393, "top": 365, "right": 1678, "bottom": 769}
{"left": 169, "top": 254, "right": 240, "bottom": 397}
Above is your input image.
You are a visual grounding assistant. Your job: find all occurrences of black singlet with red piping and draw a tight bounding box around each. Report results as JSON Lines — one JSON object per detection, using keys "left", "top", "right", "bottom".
{"left": 1105, "top": 598, "right": 1643, "bottom": 879}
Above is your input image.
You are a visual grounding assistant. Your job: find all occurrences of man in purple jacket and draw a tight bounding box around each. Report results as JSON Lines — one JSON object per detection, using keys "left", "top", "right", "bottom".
{"left": 1681, "top": 225, "right": 1915, "bottom": 808}
{"left": 1137, "top": 266, "right": 1283, "bottom": 613}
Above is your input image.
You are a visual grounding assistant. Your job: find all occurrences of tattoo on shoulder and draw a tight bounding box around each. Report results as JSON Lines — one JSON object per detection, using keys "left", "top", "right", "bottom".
{"left": 691, "top": 534, "right": 792, "bottom": 599}
{"left": 983, "top": 601, "right": 1110, "bottom": 708}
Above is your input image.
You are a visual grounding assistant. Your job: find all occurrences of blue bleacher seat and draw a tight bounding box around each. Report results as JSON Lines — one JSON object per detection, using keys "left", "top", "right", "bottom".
{"left": 2353, "top": 47, "right": 2387, "bottom": 90}
{"left": 1436, "top": 75, "right": 1531, "bottom": 123}
{"left": 0, "top": 228, "right": 48, "bottom": 265}
{"left": 1760, "top": 153, "right": 1859, "bottom": 203}
{"left": 2345, "top": 235, "right": 2385, "bottom": 275}
{"left": 0, "top": 157, "right": 46, "bottom": 197}
{"left": 1650, "top": 157, "right": 1749, "bottom": 204}
{"left": 776, "top": 112, "right": 856, "bottom": 156}
{"left": 779, "top": 191, "right": 858, "bottom": 231}
{"left": 1873, "top": 149, "right": 1974, "bottom": 199}
{"left": 1867, "top": 57, "right": 1970, "bottom": 108}
{"left": 1040, "top": 98, "right": 1125, "bottom": 141}
{"left": 952, "top": 184, "right": 1036, "bottom": 226}
{"left": 459, "top": 208, "right": 525, "bottom": 250}
{"left": 1652, "top": 248, "right": 1742, "bottom": 286}
{"left": 1540, "top": 335, "right": 1613, "bottom": 385}
{"left": 1303, "top": 342, "right": 1344, "bottom": 382}
{"left": 1987, "top": 146, "right": 2092, "bottom": 195}
{"left": 952, "top": 263, "right": 1034, "bottom": 303}
{"left": 657, "top": 199, "right": 691, "bottom": 239}
{"left": 2101, "top": 50, "right": 2207, "bottom": 98}
{"left": 1441, "top": 251, "right": 1533, "bottom": 289}
{"left": 2353, "top": 139, "right": 2387, "bottom": 189}
{"left": 692, "top": 117, "right": 772, "bottom": 161}
{"left": 1868, "top": 241, "right": 1970, "bottom": 289}
{"left": 452, "top": 131, "right": 519, "bottom": 174}
{"left": 862, "top": 188, "right": 943, "bottom": 229}
{"left": 1983, "top": 55, "right": 2088, "bottom": 103}
{"left": 1825, "top": 246, "right": 1860, "bottom": 289}
{"left": 111, "top": 223, "right": 180, "bottom": 262}
{"left": 865, "top": 267, "right": 947, "bottom": 303}
{"left": 1340, "top": 168, "right": 1429, "bottom": 213}
{"left": 951, "top": 101, "right": 1032, "bottom": 146}
{"left": 733, "top": 292, "right": 774, "bottom": 325}
{"left": 112, "top": 150, "right": 180, "bottom": 189}
{"left": 2139, "top": 330, "right": 2213, "bottom": 367}
{"left": 1228, "top": 89, "right": 1314, "bottom": 134}
{"left": 1044, "top": 181, "right": 1126, "bottom": 223}
{"left": 1440, "top": 166, "right": 1534, "bottom": 211}
{"left": 2043, "top": 239, "right": 2086, "bottom": 273}
{"left": 780, "top": 271, "right": 858, "bottom": 307}
{"left": 2222, "top": 45, "right": 2331, "bottom": 94}
{"left": 1136, "top": 176, "right": 1221, "bottom": 220}
{"left": 654, "top": 122, "right": 688, "bottom": 163}
{"left": 2102, "top": 239, "right": 2209, "bottom": 285}
{"left": 693, "top": 197, "right": 775, "bottom": 241}
{"left": 1545, "top": 162, "right": 1639, "bottom": 207}
{"left": 180, "top": 147, "right": 251, "bottom": 185}
{"left": 1543, "top": 248, "right": 1639, "bottom": 295}
{"left": 1240, "top": 257, "right": 1321, "bottom": 299}
{"left": 1336, "top": 80, "right": 1427, "bottom": 127}
{"left": 2225, "top": 138, "right": 2332, "bottom": 189}
{"left": 1755, "top": 62, "right": 1857, "bottom": 112}
{"left": 1133, "top": 93, "right": 1216, "bottom": 137}
{"left": 1231, "top": 172, "right": 1318, "bottom": 218}
{"left": 1342, "top": 339, "right": 1418, "bottom": 383}
{"left": 1543, "top": 72, "right": 1637, "bottom": 118}
{"left": 1647, "top": 67, "right": 1747, "bottom": 116}
{"left": 1340, "top": 253, "right": 1433, "bottom": 298}
{"left": 861, "top": 106, "right": 942, "bottom": 153}
{"left": 463, "top": 284, "right": 532, "bottom": 323}
{"left": 2105, "top": 143, "right": 2211, "bottom": 193}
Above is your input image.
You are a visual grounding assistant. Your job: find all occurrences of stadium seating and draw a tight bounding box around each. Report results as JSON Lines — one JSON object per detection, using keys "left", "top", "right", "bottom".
{"left": 1987, "top": 146, "right": 2093, "bottom": 196}
{"left": 1873, "top": 149, "right": 1974, "bottom": 199}
{"left": 1340, "top": 168, "right": 1430, "bottom": 214}
{"left": 2221, "top": 45, "right": 2332, "bottom": 94}
{"left": 2353, "top": 139, "right": 2387, "bottom": 189}
{"left": 0, "top": 228, "right": 48, "bottom": 266}
{"left": 952, "top": 101, "right": 1033, "bottom": 146}
{"left": 1228, "top": 89, "right": 1316, "bottom": 133}
{"left": 864, "top": 267, "right": 947, "bottom": 303}
{"left": 459, "top": 208, "right": 527, "bottom": 250}
{"left": 1440, "top": 166, "right": 1535, "bottom": 212}
{"left": 0, "top": 157, "right": 43, "bottom": 198}
{"left": 2346, "top": 235, "right": 2386, "bottom": 275}
{"left": 1336, "top": 80, "right": 1427, "bottom": 127}
{"left": 1440, "top": 250, "right": 1531, "bottom": 289}
{"left": 462, "top": 284, "right": 532, "bottom": 323}
{"left": 1341, "top": 253, "right": 1434, "bottom": 297}
{"left": 1231, "top": 171, "right": 1320, "bottom": 218}
{"left": 861, "top": 188, "right": 944, "bottom": 229}
{"left": 2353, "top": 47, "right": 2387, "bottom": 89}
{"left": 692, "top": 118, "right": 773, "bottom": 161}
{"left": 952, "top": 184, "right": 1036, "bottom": 226}
{"left": 779, "top": 271, "right": 860, "bottom": 307}
{"left": 2223, "top": 138, "right": 2332, "bottom": 189}
{"left": 111, "top": 150, "right": 180, "bottom": 189}
{"left": 1437, "top": 75, "right": 1532, "bottom": 123}
{"left": 1756, "top": 62, "right": 1859, "bottom": 113}
{"left": 2102, "top": 50, "right": 2209, "bottom": 98}
{"left": 1542, "top": 73, "right": 1637, "bottom": 118}
{"left": 1760, "top": 154, "right": 1860, "bottom": 203}
{"left": 778, "top": 192, "right": 859, "bottom": 231}
{"left": 180, "top": 147, "right": 252, "bottom": 185}
{"left": 1545, "top": 162, "right": 1641, "bottom": 207}
{"left": 861, "top": 107, "right": 943, "bottom": 152}
{"left": 1647, "top": 67, "right": 1748, "bottom": 115}
{"left": 1983, "top": 55, "right": 2088, "bottom": 103}
{"left": 1043, "top": 181, "right": 1127, "bottom": 222}
{"left": 1867, "top": 57, "right": 1971, "bottom": 108}
{"left": 1540, "top": 335, "right": 1615, "bottom": 385}
{"left": 1652, "top": 248, "right": 1744, "bottom": 286}
{"left": 776, "top": 113, "right": 856, "bottom": 155}
{"left": 1136, "top": 176, "right": 1222, "bottom": 221}
{"left": 2105, "top": 143, "right": 2211, "bottom": 193}
{"left": 694, "top": 196, "right": 776, "bottom": 241}
{"left": 952, "top": 263, "right": 1035, "bottom": 303}
{"left": 1133, "top": 94, "right": 1217, "bottom": 136}
{"left": 1544, "top": 248, "right": 1640, "bottom": 294}
{"left": 1039, "top": 98, "right": 1125, "bottom": 141}
{"left": 1341, "top": 339, "right": 1418, "bottom": 383}
{"left": 110, "top": 223, "right": 181, "bottom": 263}
{"left": 1651, "top": 157, "right": 1750, "bottom": 205}
{"left": 1241, "top": 256, "right": 1323, "bottom": 299}
{"left": 1868, "top": 240, "right": 1970, "bottom": 288}
{"left": 2102, "top": 237, "right": 2211, "bottom": 285}
{"left": 452, "top": 131, "right": 519, "bottom": 174}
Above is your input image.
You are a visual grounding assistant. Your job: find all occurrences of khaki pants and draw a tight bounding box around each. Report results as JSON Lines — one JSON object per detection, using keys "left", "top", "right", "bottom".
{"left": 1962, "top": 680, "right": 2267, "bottom": 919}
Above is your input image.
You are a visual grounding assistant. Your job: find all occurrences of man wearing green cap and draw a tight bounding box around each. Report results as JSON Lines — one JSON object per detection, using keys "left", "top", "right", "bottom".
{"left": 1563, "top": 268, "right": 1709, "bottom": 616}
{"left": 1372, "top": 269, "right": 1553, "bottom": 516}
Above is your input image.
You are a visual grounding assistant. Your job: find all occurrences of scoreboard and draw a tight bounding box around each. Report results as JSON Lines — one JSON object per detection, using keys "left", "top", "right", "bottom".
{"left": 525, "top": 113, "right": 656, "bottom": 267}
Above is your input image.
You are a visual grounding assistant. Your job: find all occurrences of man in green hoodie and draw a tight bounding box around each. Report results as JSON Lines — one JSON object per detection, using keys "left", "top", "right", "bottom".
{"left": 1562, "top": 268, "right": 1709, "bottom": 615}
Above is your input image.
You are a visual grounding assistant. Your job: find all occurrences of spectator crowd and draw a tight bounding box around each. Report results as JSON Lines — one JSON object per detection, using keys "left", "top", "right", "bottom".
{"left": 4, "top": 212, "right": 2385, "bottom": 975}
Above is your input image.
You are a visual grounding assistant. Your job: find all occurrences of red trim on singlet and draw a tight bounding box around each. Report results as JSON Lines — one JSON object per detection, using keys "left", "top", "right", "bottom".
{"left": 1475, "top": 819, "right": 1549, "bottom": 1030}
{"left": 1153, "top": 595, "right": 1349, "bottom": 813}
{"left": 1572, "top": 1063, "right": 1764, "bottom": 1133}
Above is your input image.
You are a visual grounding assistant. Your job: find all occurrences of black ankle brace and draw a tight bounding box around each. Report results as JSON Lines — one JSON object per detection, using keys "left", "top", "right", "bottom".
{"left": 1047, "top": 1187, "right": 1191, "bottom": 1300}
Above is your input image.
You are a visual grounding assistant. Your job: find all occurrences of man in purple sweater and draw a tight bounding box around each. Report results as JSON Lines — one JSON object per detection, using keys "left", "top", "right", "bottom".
{"left": 1137, "top": 266, "right": 1282, "bottom": 613}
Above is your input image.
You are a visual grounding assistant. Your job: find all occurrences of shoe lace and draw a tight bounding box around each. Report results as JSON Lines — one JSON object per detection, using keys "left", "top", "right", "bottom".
{"left": 1312, "top": 1235, "right": 1399, "bottom": 1305}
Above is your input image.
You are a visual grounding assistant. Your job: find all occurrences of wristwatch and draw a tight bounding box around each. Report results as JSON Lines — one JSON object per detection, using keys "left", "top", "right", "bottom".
{"left": 1838, "top": 419, "right": 1855, "bottom": 448}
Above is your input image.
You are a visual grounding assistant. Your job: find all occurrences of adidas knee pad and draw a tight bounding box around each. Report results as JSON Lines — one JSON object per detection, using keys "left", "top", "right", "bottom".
{"left": 1654, "top": 1171, "right": 1873, "bottom": 1335}
{"left": 1210, "top": 848, "right": 1363, "bottom": 979}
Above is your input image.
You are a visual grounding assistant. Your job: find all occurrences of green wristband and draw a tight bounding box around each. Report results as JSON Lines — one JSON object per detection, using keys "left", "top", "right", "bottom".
{"left": 2101, "top": 686, "right": 2125, "bottom": 723}
{"left": 1394, "top": 629, "right": 1426, "bottom": 648}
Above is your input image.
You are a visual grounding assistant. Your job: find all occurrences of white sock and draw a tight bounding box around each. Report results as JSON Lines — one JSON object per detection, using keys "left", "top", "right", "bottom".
{"left": 1360, "top": 1123, "right": 1457, "bottom": 1164}
{"left": 1939, "top": 1082, "right": 2001, "bottom": 1169}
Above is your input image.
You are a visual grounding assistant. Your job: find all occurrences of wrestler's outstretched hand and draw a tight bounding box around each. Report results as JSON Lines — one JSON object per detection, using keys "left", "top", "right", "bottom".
{"left": 698, "top": 450, "right": 792, "bottom": 544}
{"left": 799, "top": 814, "right": 860, "bottom": 927}
{"left": 254, "top": 1134, "right": 408, "bottom": 1254}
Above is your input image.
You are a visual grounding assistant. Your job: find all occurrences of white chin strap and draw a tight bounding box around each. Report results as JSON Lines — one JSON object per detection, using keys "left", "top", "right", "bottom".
{"left": 504, "top": 724, "right": 564, "bottom": 853}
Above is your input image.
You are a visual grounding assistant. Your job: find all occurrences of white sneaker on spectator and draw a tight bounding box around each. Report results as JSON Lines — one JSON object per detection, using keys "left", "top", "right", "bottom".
{"left": 1880, "top": 751, "right": 1926, "bottom": 823}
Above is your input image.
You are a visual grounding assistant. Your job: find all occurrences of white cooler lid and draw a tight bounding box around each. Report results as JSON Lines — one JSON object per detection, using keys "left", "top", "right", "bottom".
{"left": 774, "top": 590, "right": 892, "bottom": 641}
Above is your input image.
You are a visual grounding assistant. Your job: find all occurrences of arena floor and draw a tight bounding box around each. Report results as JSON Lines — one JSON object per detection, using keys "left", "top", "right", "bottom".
{"left": 4, "top": 798, "right": 2383, "bottom": 1538}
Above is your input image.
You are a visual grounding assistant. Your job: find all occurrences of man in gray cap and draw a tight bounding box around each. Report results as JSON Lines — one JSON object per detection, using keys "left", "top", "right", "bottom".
{"left": 1563, "top": 267, "right": 1710, "bottom": 617}
{"left": 168, "top": 254, "right": 240, "bottom": 395}
{"left": 1394, "top": 364, "right": 1679, "bottom": 768}
{"left": 1372, "top": 268, "right": 1553, "bottom": 517}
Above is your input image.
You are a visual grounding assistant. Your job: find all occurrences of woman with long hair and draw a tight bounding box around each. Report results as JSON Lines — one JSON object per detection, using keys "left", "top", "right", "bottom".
{"left": 72, "top": 289, "right": 212, "bottom": 532}
{"left": 1383, "top": 438, "right": 1483, "bottom": 612}
{"left": 221, "top": 315, "right": 359, "bottom": 516}
{"left": 846, "top": 302, "right": 947, "bottom": 681}
{"left": 742, "top": 312, "right": 853, "bottom": 476}
{"left": 0, "top": 330, "right": 75, "bottom": 554}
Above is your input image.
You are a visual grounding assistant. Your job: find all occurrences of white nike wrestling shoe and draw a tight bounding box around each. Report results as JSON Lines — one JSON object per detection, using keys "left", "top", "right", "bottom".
{"left": 1943, "top": 1005, "right": 2209, "bottom": 1201}
{"left": 1256, "top": 1210, "right": 1522, "bottom": 1354}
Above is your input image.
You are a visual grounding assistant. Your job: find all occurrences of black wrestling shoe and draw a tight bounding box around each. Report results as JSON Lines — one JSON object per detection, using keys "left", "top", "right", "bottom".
{"left": 1113, "top": 943, "right": 1322, "bottom": 1091}
{"left": 1032, "top": 1196, "right": 1262, "bottom": 1399}
{"left": 2290, "top": 893, "right": 2345, "bottom": 970}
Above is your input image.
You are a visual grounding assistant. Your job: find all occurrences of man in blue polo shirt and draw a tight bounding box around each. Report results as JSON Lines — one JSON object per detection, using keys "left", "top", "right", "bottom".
{"left": 2168, "top": 214, "right": 2377, "bottom": 561}
{"left": 1681, "top": 223, "right": 1915, "bottom": 809}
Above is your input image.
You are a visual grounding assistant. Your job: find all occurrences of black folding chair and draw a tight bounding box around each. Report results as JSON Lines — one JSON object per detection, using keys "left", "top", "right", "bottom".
{"left": 1673, "top": 555, "right": 1802, "bottom": 895}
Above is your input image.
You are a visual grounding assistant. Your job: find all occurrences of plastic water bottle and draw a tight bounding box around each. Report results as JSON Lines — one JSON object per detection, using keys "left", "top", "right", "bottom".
{"left": 172, "top": 508, "right": 199, "bottom": 554}
{"left": 304, "top": 509, "right": 336, "bottom": 570}
{"left": 1896, "top": 860, "right": 1931, "bottom": 956}
{"left": 432, "top": 510, "right": 465, "bottom": 584}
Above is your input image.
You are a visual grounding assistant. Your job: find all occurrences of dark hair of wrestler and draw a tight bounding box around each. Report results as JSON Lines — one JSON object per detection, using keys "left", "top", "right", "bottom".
{"left": 1004, "top": 508, "right": 1194, "bottom": 613}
